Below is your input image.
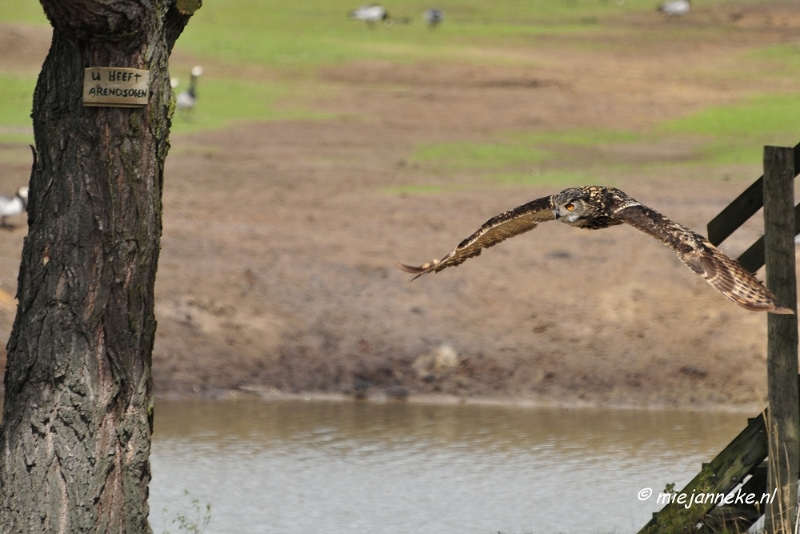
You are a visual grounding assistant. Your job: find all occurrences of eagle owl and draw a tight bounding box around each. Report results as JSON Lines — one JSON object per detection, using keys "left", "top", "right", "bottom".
{"left": 397, "top": 186, "right": 793, "bottom": 314}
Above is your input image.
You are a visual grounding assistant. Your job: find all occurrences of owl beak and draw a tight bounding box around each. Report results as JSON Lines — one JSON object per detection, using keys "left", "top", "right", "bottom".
{"left": 554, "top": 210, "right": 561, "bottom": 220}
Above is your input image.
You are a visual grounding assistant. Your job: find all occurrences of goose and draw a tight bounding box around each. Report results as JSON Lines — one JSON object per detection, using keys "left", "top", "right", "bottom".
{"left": 0, "top": 186, "right": 28, "bottom": 229}
{"left": 350, "top": 5, "right": 392, "bottom": 26}
{"left": 657, "top": 0, "right": 690, "bottom": 17}
{"left": 424, "top": 8, "right": 445, "bottom": 28}
{"left": 175, "top": 65, "right": 204, "bottom": 117}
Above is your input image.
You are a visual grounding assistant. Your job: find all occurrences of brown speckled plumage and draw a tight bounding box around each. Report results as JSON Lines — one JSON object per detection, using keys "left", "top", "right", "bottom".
{"left": 397, "top": 186, "right": 793, "bottom": 314}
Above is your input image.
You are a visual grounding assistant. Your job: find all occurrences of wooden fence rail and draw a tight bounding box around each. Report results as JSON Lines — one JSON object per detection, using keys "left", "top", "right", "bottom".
{"left": 707, "top": 142, "right": 800, "bottom": 246}
{"left": 640, "top": 413, "right": 769, "bottom": 533}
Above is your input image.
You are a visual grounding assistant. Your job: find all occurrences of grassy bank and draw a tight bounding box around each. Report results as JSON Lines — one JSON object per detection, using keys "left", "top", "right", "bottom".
{"left": 2, "top": 0, "right": 800, "bottom": 172}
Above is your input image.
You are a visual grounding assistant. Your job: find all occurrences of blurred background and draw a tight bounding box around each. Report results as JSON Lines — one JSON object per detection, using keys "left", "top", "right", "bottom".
{"left": 1, "top": 0, "right": 800, "bottom": 531}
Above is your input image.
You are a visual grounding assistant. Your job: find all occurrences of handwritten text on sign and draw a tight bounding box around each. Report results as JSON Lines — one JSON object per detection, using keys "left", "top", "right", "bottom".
{"left": 83, "top": 67, "right": 150, "bottom": 107}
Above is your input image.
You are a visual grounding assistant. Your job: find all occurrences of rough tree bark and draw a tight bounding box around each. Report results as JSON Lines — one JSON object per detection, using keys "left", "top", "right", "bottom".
{"left": 0, "top": 1, "right": 198, "bottom": 532}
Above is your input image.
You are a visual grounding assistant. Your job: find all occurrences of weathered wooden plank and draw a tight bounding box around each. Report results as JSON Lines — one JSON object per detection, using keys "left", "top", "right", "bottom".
{"left": 763, "top": 146, "right": 799, "bottom": 534}
{"left": 733, "top": 203, "right": 800, "bottom": 273}
{"left": 707, "top": 142, "right": 800, "bottom": 247}
{"left": 705, "top": 462, "right": 767, "bottom": 532}
{"left": 708, "top": 177, "right": 763, "bottom": 246}
{"left": 736, "top": 236, "right": 765, "bottom": 274}
{"left": 639, "top": 414, "right": 768, "bottom": 534}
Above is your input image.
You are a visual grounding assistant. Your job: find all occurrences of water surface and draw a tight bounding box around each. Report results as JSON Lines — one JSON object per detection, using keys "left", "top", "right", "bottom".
{"left": 149, "top": 399, "right": 748, "bottom": 533}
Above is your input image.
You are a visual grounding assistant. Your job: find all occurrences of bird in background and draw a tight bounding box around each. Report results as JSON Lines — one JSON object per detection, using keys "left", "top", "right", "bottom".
{"left": 0, "top": 186, "right": 28, "bottom": 230}
{"left": 657, "top": 0, "right": 690, "bottom": 17}
{"left": 397, "top": 186, "right": 793, "bottom": 314}
{"left": 174, "top": 65, "right": 204, "bottom": 117}
{"left": 424, "top": 8, "right": 445, "bottom": 28}
{"left": 350, "top": 4, "right": 393, "bottom": 26}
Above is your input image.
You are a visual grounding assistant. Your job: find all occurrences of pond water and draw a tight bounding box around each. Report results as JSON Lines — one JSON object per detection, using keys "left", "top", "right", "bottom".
{"left": 149, "top": 398, "right": 749, "bottom": 534}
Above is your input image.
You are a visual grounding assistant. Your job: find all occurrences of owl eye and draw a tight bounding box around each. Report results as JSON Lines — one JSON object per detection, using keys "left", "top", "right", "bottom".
{"left": 565, "top": 203, "right": 575, "bottom": 211}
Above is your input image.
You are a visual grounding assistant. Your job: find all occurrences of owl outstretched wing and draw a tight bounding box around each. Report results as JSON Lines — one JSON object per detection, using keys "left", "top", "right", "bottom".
{"left": 613, "top": 202, "right": 793, "bottom": 314}
{"left": 396, "top": 196, "right": 556, "bottom": 280}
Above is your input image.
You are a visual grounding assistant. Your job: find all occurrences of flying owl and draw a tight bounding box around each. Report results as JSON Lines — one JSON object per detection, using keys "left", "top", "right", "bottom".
{"left": 397, "top": 186, "right": 793, "bottom": 314}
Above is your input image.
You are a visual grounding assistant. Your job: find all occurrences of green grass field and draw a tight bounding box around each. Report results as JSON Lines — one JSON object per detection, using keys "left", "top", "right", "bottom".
{"left": 409, "top": 129, "right": 652, "bottom": 183}
{"left": 1, "top": 0, "right": 798, "bottom": 176}
{"left": 662, "top": 94, "right": 800, "bottom": 163}
{"left": 0, "top": 75, "right": 36, "bottom": 126}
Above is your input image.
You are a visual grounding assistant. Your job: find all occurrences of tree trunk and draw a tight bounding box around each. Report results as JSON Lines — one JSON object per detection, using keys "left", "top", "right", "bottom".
{"left": 0, "top": 1, "right": 196, "bottom": 532}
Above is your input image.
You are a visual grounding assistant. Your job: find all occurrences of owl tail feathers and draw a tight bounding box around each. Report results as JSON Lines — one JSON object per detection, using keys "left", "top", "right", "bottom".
{"left": 768, "top": 303, "right": 795, "bottom": 315}
{"left": 688, "top": 245, "right": 795, "bottom": 314}
{"left": 734, "top": 279, "right": 795, "bottom": 314}
{"left": 732, "top": 293, "right": 794, "bottom": 314}
{"left": 396, "top": 262, "right": 426, "bottom": 274}
{"left": 395, "top": 261, "right": 432, "bottom": 281}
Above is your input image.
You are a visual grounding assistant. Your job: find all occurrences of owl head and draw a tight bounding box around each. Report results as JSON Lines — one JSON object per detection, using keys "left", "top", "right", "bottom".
{"left": 552, "top": 187, "right": 604, "bottom": 226}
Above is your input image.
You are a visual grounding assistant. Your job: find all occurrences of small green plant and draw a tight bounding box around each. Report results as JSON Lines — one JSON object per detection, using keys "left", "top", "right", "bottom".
{"left": 162, "top": 490, "right": 212, "bottom": 534}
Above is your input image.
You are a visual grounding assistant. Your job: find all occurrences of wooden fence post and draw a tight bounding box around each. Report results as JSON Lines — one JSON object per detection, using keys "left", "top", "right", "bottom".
{"left": 763, "top": 146, "right": 799, "bottom": 534}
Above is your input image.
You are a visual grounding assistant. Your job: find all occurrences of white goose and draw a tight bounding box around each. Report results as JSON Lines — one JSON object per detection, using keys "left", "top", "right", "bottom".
{"left": 175, "top": 65, "right": 204, "bottom": 117}
{"left": 657, "top": 0, "right": 690, "bottom": 17}
{"left": 350, "top": 5, "right": 392, "bottom": 26}
{"left": 0, "top": 186, "right": 28, "bottom": 229}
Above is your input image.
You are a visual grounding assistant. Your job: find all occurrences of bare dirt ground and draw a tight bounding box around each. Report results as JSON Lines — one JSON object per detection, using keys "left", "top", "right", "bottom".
{"left": 2, "top": 3, "right": 800, "bottom": 408}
